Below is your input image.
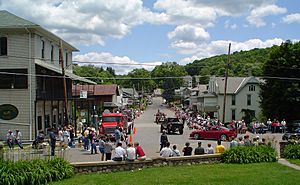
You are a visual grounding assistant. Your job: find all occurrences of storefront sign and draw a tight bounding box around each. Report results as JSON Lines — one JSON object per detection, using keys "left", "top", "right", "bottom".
{"left": 0, "top": 104, "right": 19, "bottom": 120}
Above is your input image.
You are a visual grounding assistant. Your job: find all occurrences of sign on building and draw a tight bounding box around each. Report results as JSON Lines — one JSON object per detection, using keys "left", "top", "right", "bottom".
{"left": 80, "top": 90, "right": 87, "bottom": 99}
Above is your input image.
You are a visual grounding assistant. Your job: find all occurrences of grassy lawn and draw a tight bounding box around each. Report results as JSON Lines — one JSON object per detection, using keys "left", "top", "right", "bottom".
{"left": 287, "top": 159, "right": 300, "bottom": 166}
{"left": 51, "top": 163, "right": 300, "bottom": 185}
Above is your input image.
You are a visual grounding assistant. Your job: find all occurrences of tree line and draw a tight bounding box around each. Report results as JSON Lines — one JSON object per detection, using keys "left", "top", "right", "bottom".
{"left": 73, "top": 41, "right": 300, "bottom": 121}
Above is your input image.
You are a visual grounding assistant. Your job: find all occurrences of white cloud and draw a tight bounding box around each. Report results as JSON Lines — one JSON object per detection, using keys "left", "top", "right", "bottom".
{"left": 225, "top": 20, "right": 238, "bottom": 30}
{"left": 178, "top": 38, "right": 285, "bottom": 64}
{"left": 0, "top": 0, "right": 165, "bottom": 46}
{"left": 168, "top": 24, "right": 210, "bottom": 41}
{"left": 282, "top": 13, "right": 300, "bottom": 24}
{"left": 247, "top": 5, "right": 287, "bottom": 27}
{"left": 73, "top": 52, "right": 162, "bottom": 75}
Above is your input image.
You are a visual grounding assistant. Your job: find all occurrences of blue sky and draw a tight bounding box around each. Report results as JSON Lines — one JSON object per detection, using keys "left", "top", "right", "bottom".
{"left": 1, "top": 0, "right": 299, "bottom": 74}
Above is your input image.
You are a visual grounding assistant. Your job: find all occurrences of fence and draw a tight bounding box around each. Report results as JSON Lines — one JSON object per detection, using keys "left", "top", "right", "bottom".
{"left": 0, "top": 143, "right": 68, "bottom": 162}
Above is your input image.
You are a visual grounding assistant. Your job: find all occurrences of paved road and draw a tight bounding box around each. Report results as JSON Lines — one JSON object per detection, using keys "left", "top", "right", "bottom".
{"left": 59, "top": 96, "right": 284, "bottom": 162}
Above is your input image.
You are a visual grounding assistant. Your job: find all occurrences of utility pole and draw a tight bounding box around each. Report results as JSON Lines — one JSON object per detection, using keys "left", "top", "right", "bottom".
{"left": 222, "top": 43, "right": 231, "bottom": 124}
{"left": 60, "top": 40, "right": 69, "bottom": 125}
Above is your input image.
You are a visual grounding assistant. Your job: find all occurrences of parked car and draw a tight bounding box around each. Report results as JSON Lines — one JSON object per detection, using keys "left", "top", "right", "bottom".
{"left": 190, "top": 126, "right": 237, "bottom": 141}
{"left": 286, "top": 120, "right": 300, "bottom": 132}
{"left": 160, "top": 117, "right": 184, "bottom": 134}
{"left": 282, "top": 127, "right": 300, "bottom": 141}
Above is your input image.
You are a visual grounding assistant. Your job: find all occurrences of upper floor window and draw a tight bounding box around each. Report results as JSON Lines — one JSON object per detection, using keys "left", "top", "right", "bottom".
{"left": 65, "top": 51, "right": 68, "bottom": 67}
{"left": 0, "top": 37, "right": 8, "bottom": 56}
{"left": 247, "top": 94, "right": 251, "bottom": 106}
{"left": 249, "top": 84, "right": 255, "bottom": 91}
{"left": 41, "top": 40, "right": 45, "bottom": 59}
{"left": 232, "top": 95, "right": 236, "bottom": 105}
{"left": 50, "top": 45, "right": 54, "bottom": 63}
{"left": 58, "top": 48, "right": 61, "bottom": 64}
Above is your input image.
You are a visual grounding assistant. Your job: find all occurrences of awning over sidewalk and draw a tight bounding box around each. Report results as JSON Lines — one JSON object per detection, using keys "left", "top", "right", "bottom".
{"left": 35, "top": 60, "right": 96, "bottom": 84}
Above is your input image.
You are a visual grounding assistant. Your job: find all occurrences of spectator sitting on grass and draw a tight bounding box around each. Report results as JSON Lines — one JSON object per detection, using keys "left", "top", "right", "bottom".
{"left": 215, "top": 140, "right": 225, "bottom": 154}
{"left": 194, "top": 142, "right": 205, "bottom": 155}
{"left": 172, "top": 145, "right": 181, "bottom": 157}
{"left": 229, "top": 136, "right": 238, "bottom": 148}
{"left": 238, "top": 136, "right": 244, "bottom": 146}
{"left": 244, "top": 135, "right": 252, "bottom": 146}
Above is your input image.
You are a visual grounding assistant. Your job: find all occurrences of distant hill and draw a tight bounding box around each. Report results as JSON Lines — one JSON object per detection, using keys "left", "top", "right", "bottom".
{"left": 184, "top": 47, "right": 274, "bottom": 83}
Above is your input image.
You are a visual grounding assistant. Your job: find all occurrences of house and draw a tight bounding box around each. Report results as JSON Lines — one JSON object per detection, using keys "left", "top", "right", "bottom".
{"left": 72, "top": 84, "right": 119, "bottom": 127}
{"left": 121, "top": 88, "right": 139, "bottom": 105}
{"left": 0, "top": 11, "right": 94, "bottom": 140}
{"left": 199, "top": 76, "right": 261, "bottom": 123}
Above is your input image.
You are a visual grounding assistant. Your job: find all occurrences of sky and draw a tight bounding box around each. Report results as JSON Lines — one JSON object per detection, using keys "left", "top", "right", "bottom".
{"left": 0, "top": 0, "right": 299, "bottom": 74}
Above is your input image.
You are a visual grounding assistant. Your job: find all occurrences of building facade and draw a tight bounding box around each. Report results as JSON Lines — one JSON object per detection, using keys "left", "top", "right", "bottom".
{"left": 0, "top": 11, "right": 94, "bottom": 140}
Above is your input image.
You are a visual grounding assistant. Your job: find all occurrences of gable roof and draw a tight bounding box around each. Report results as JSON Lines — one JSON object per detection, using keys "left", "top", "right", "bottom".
{"left": 0, "top": 10, "right": 38, "bottom": 28}
{"left": 72, "top": 84, "right": 119, "bottom": 96}
{"left": 0, "top": 10, "right": 78, "bottom": 51}
{"left": 215, "top": 76, "right": 260, "bottom": 94}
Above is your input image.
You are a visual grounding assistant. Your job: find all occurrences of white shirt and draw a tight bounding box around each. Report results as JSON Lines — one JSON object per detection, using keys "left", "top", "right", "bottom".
{"left": 126, "top": 147, "right": 136, "bottom": 160}
{"left": 160, "top": 147, "right": 172, "bottom": 157}
{"left": 114, "top": 146, "right": 126, "bottom": 158}
{"left": 281, "top": 120, "right": 286, "bottom": 126}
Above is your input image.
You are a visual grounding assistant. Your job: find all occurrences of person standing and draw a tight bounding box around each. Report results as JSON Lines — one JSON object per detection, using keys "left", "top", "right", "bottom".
{"left": 90, "top": 129, "right": 98, "bottom": 154}
{"left": 160, "top": 130, "right": 168, "bottom": 151}
{"left": 104, "top": 138, "right": 113, "bottom": 161}
{"left": 49, "top": 128, "right": 56, "bottom": 156}
{"left": 114, "top": 126, "right": 121, "bottom": 145}
{"left": 99, "top": 136, "right": 105, "bottom": 161}
{"left": 6, "top": 130, "right": 15, "bottom": 149}
{"left": 281, "top": 119, "right": 286, "bottom": 133}
{"left": 194, "top": 142, "right": 205, "bottom": 155}
{"left": 15, "top": 129, "right": 23, "bottom": 149}
{"left": 182, "top": 142, "right": 193, "bottom": 156}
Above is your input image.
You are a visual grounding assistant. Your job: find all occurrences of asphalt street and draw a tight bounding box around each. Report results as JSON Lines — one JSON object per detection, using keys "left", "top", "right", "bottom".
{"left": 62, "top": 96, "right": 283, "bottom": 162}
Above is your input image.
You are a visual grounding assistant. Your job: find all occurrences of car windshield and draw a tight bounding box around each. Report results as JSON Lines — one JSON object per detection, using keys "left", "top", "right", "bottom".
{"left": 168, "top": 118, "right": 180, "bottom": 122}
{"left": 295, "top": 128, "right": 300, "bottom": 132}
{"left": 102, "top": 116, "right": 121, "bottom": 122}
{"left": 220, "top": 127, "right": 229, "bottom": 131}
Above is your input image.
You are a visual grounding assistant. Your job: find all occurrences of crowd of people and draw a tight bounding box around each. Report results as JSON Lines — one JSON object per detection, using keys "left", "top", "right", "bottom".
{"left": 5, "top": 129, "right": 23, "bottom": 149}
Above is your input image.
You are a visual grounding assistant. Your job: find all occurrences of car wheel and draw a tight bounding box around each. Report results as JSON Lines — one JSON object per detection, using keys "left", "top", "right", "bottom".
{"left": 220, "top": 134, "right": 227, "bottom": 141}
{"left": 194, "top": 134, "right": 200, "bottom": 140}
{"left": 179, "top": 129, "right": 183, "bottom": 135}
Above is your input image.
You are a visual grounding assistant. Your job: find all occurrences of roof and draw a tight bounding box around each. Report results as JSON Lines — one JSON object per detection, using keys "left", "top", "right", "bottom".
{"left": 72, "top": 84, "right": 119, "bottom": 96}
{"left": 0, "top": 10, "right": 38, "bottom": 28}
{"left": 35, "top": 60, "right": 96, "bottom": 84}
{"left": 122, "top": 88, "right": 139, "bottom": 98}
{"left": 215, "top": 76, "right": 260, "bottom": 94}
{"left": 0, "top": 10, "right": 78, "bottom": 51}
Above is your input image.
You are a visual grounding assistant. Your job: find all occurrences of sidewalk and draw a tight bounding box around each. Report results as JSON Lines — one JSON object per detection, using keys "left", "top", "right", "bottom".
{"left": 278, "top": 158, "right": 300, "bottom": 171}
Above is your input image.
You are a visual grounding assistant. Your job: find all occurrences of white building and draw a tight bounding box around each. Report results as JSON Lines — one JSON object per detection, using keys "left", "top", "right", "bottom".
{"left": 199, "top": 76, "right": 262, "bottom": 123}
{"left": 0, "top": 11, "right": 94, "bottom": 140}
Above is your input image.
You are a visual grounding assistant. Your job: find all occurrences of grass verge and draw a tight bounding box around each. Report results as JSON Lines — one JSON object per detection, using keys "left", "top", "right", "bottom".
{"left": 51, "top": 162, "right": 300, "bottom": 185}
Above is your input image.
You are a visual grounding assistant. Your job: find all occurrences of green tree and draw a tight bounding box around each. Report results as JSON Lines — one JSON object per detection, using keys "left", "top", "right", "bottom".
{"left": 151, "top": 62, "right": 187, "bottom": 102}
{"left": 125, "top": 68, "right": 156, "bottom": 92}
{"left": 260, "top": 41, "right": 300, "bottom": 121}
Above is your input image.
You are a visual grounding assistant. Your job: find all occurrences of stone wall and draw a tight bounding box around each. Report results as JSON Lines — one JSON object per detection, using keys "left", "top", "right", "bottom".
{"left": 72, "top": 154, "right": 221, "bottom": 174}
{"left": 279, "top": 141, "right": 289, "bottom": 158}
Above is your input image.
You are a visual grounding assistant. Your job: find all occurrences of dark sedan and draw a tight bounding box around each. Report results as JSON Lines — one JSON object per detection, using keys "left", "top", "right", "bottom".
{"left": 282, "top": 128, "right": 300, "bottom": 140}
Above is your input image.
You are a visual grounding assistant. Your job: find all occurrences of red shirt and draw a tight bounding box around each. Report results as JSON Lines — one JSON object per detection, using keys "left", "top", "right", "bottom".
{"left": 135, "top": 146, "right": 145, "bottom": 157}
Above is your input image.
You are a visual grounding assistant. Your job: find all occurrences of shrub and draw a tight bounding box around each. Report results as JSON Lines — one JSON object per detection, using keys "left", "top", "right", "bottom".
{"left": 221, "top": 145, "right": 277, "bottom": 164}
{"left": 284, "top": 144, "right": 300, "bottom": 159}
{"left": 0, "top": 157, "right": 74, "bottom": 185}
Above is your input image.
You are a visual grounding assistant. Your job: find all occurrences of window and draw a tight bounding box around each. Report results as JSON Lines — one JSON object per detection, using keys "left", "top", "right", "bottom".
{"left": 249, "top": 84, "right": 255, "bottom": 91}
{"left": 0, "top": 69, "right": 28, "bottom": 89}
{"left": 231, "top": 109, "right": 236, "bottom": 120}
{"left": 41, "top": 40, "right": 45, "bottom": 59}
{"left": 232, "top": 95, "right": 236, "bottom": 105}
{"left": 65, "top": 51, "right": 68, "bottom": 67}
{"left": 0, "top": 37, "right": 7, "bottom": 56}
{"left": 50, "top": 45, "right": 54, "bottom": 63}
{"left": 247, "top": 94, "right": 251, "bottom": 106}
{"left": 58, "top": 49, "right": 61, "bottom": 64}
